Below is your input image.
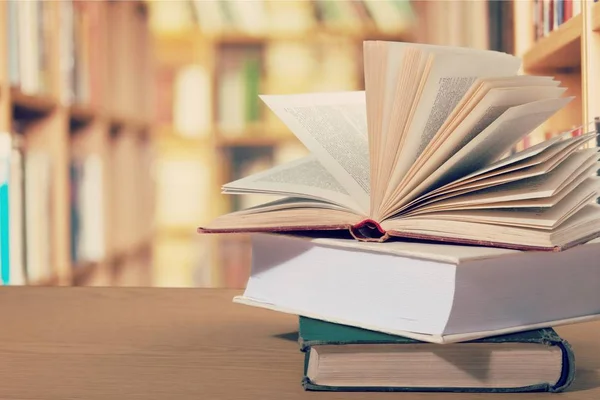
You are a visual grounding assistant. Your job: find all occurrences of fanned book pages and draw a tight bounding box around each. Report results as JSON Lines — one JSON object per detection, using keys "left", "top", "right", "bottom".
{"left": 199, "top": 41, "right": 600, "bottom": 251}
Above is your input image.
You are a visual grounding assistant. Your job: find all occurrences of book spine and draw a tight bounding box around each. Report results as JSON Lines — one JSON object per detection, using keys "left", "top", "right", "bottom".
{"left": 349, "top": 219, "right": 388, "bottom": 242}
{"left": 0, "top": 134, "right": 11, "bottom": 285}
{"left": 564, "top": 0, "right": 572, "bottom": 22}
{"left": 548, "top": 333, "right": 576, "bottom": 392}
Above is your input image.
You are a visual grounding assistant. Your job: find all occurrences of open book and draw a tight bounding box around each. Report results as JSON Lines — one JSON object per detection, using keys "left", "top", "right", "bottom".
{"left": 199, "top": 41, "right": 600, "bottom": 251}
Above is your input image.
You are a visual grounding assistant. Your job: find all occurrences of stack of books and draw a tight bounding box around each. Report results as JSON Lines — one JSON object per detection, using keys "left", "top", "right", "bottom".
{"left": 198, "top": 41, "right": 600, "bottom": 392}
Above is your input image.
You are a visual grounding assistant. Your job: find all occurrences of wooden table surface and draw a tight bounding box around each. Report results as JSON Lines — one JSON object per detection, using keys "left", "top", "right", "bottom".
{"left": 1, "top": 287, "right": 599, "bottom": 399}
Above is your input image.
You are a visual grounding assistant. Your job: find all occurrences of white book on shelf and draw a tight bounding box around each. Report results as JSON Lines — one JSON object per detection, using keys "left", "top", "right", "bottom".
{"left": 9, "top": 141, "right": 25, "bottom": 285}
{"left": 173, "top": 65, "right": 211, "bottom": 137}
{"left": 24, "top": 151, "right": 53, "bottom": 282}
{"left": 190, "top": 0, "right": 227, "bottom": 34}
{"left": 79, "top": 155, "right": 105, "bottom": 262}
{"left": 18, "top": 0, "right": 39, "bottom": 94}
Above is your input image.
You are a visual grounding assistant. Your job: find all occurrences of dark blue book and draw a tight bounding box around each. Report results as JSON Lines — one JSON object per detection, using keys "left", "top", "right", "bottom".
{"left": 299, "top": 316, "right": 575, "bottom": 393}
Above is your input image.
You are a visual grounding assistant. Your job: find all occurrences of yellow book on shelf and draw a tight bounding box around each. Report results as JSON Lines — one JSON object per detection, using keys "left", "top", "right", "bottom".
{"left": 199, "top": 41, "right": 600, "bottom": 252}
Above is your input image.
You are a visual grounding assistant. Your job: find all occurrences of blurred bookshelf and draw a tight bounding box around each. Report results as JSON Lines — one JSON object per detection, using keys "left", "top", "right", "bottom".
{"left": 510, "top": 0, "right": 600, "bottom": 150}
{"left": 0, "top": 1, "right": 155, "bottom": 286}
{"left": 3, "top": 0, "right": 554, "bottom": 289}
{"left": 147, "top": 0, "right": 418, "bottom": 288}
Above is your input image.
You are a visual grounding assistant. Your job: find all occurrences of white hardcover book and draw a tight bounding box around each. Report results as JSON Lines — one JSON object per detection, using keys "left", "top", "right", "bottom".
{"left": 235, "top": 232, "right": 600, "bottom": 344}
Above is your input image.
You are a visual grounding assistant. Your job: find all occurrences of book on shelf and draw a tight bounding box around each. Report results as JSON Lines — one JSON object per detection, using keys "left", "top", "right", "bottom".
{"left": 69, "top": 154, "right": 105, "bottom": 265}
{"left": 235, "top": 232, "right": 600, "bottom": 344}
{"left": 8, "top": 0, "right": 53, "bottom": 95}
{"left": 0, "top": 131, "right": 54, "bottom": 285}
{"left": 0, "top": 134, "right": 11, "bottom": 285}
{"left": 177, "top": 0, "right": 414, "bottom": 36}
{"left": 534, "top": 0, "right": 581, "bottom": 41}
{"left": 217, "top": 46, "right": 263, "bottom": 134}
{"left": 199, "top": 41, "right": 600, "bottom": 252}
{"left": 298, "top": 316, "right": 575, "bottom": 393}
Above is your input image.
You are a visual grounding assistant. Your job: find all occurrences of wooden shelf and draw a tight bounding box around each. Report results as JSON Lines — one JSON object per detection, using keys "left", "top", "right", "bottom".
{"left": 35, "top": 237, "right": 154, "bottom": 287}
{"left": 156, "top": 126, "right": 213, "bottom": 144}
{"left": 109, "top": 238, "right": 152, "bottom": 264}
{"left": 156, "top": 124, "right": 297, "bottom": 148}
{"left": 11, "top": 87, "right": 58, "bottom": 118}
{"left": 593, "top": 1, "right": 600, "bottom": 32}
{"left": 71, "top": 261, "right": 100, "bottom": 285}
{"left": 30, "top": 274, "right": 61, "bottom": 286}
{"left": 216, "top": 134, "right": 296, "bottom": 148}
{"left": 155, "top": 27, "right": 411, "bottom": 46}
{"left": 215, "top": 124, "right": 296, "bottom": 147}
{"left": 109, "top": 112, "right": 151, "bottom": 133}
{"left": 69, "top": 104, "right": 97, "bottom": 130}
{"left": 523, "top": 13, "right": 582, "bottom": 71}
{"left": 156, "top": 225, "right": 200, "bottom": 239}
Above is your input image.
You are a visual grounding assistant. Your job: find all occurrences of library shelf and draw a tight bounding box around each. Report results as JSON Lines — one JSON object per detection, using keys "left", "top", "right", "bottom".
{"left": 11, "top": 87, "right": 58, "bottom": 117}
{"left": 156, "top": 226, "right": 200, "bottom": 239}
{"left": 109, "top": 113, "right": 151, "bottom": 134}
{"left": 69, "top": 104, "right": 97, "bottom": 129}
{"left": 216, "top": 134, "right": 297, "bottom": 148}
{"left": 523, "top": 12, "right": 582, "bottom": 71}
{"left": 214, "top": 124, "right": 297, "bottom": 148}
{"left": 147, "top": 0, "right": 418, "bottom": 288}
{"left": 1, "top": 0, "right": 155, "bottom": 287}
{"left": 156, "top": 135, "right": 214, "bottom": 151}
{"left": 29, "top": 236, "right": 154, "bottom": 287}
{"left": 71, "top": 261, "right": 100, "bottom": 286}
{"left": 155, "top": 27, "right": 413, "bottom": 46}
{"left": 30, "top": 274, "right": 61, "bottom": 287}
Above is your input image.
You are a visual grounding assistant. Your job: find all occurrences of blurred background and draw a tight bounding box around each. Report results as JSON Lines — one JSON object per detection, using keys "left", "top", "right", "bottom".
{"left": 0, "top": 0, "right": 594, "bottom": 287}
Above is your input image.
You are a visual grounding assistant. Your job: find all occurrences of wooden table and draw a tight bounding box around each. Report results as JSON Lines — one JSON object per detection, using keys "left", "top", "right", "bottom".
{"left": 1, "top": 287, "right": 599, "bottom": 399}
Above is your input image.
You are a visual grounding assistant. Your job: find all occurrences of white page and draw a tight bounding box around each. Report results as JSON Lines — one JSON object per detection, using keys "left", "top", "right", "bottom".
{"left": 410, "top": 130, "right": 597, "bottom": 209}
{"left": 375, "top": 41, "right": 513, "bottom": 165}
{"left": 407, "top": 162, "right": 597, "bottom": 217}
{"left": 391, "top": 132, "right": 579, "bottom": 215}
{"left": 388, "top": 51, "right": 522, "bottom": 190}
{"left": 440, "top": 130, "right": 595, "bottom": 190}
{"left": 260, "top": 91, "right": 370, "bottom": 213}
{"left": 411, "top": 145, "right": 598, "bottom": 210}
{"left": 371, "top": 45, "right": 525, "bottom": 213}
{"left": 391, "top": 85, "right": 567, "bottom": 204}
{"left": 412, "top": 154, "right": 598, "bottom": 209}
{"left": 413, "top": 180, "right": 599, "bottom": 229}
{"left": 390, "top": 96, "right": 573, "bottom": 213}
{"left": 234, "top": 197, "right": 354, "bottom": 215}
{"left": 408, "top": 165, "right": 598, "bottom": 214}
{"left": 223, "top": 155, "right": 364, "bottom": 213}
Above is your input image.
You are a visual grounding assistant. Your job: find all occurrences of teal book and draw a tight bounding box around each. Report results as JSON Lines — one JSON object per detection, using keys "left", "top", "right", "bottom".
{"left": 299, "top": 316, "right": 575, "bottom": 393}
{"left": 0, "top": 142, "right": 10, "bottom": 285}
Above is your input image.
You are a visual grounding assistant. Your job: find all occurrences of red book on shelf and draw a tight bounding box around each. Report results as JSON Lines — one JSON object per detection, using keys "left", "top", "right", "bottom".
{"left": 564, "top": 0, "right": 572, "bottom": 22}
{"left": 548, "top": 0, "right": 554, "bottom": 32}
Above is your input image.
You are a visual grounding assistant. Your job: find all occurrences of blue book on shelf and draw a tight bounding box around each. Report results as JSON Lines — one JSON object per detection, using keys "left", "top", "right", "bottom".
{"left": 0, "top": 135, "right": 10, "bottom": 285}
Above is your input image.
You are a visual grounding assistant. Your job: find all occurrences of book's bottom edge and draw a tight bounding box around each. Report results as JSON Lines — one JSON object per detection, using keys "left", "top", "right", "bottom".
{"left": 301, "top": 378, "right": 561, "bottom": 393}
{"left": 232, "top": 295, "right": 600, "bottom": 344}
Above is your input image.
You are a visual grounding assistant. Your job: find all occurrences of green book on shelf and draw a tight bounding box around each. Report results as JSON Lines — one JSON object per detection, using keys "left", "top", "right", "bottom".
{"left": 298, "top": 316, "right": 575, "bottom": 393}
{"left": 243, "top": 54, "right": 261, "bottom": 123}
